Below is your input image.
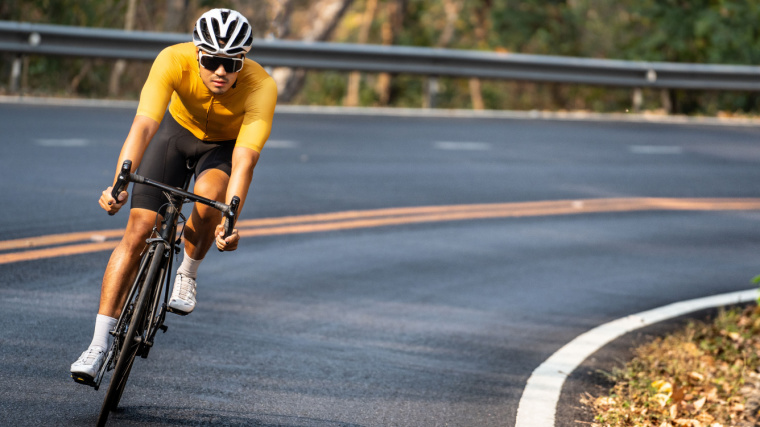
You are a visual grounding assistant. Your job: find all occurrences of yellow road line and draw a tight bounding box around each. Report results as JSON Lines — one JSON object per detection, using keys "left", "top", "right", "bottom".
{"left": 0, "top": 229, "right": 125, "bottom": 251}
{"left": 2, "top": 198, "right": 759, "bottom": 265}
{"left": 238, "top": 198, "right": 760, "bottom": 236}
{"left": 0, "top": 241, "right": 120, "bottom": 264}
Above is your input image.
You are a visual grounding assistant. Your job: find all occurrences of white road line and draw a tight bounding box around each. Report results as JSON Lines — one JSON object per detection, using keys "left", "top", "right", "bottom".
{"left": 514, "top": 288, "right": 757, "bottom": 427}
{"left": 34, "top": 138, "right": 89, "bottom": 147}
{"left": 265, "top": 140, "right": 299, "bottom": 149}
{"left": 4, "top": 96, "right": 760, "bottom": 127}
{"left": 434, "top": 141, "right": 491, "bottom": 151}
{"left": 629, "top": 145, "right": 683, "bottom": 154}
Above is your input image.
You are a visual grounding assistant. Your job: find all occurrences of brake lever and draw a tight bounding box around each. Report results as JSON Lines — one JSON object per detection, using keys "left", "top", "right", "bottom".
{"left": 218, "top": 196, "right": 240, "bottom": 252}
{"left": 109, "top": 160, "right": 132, "bottom": 216}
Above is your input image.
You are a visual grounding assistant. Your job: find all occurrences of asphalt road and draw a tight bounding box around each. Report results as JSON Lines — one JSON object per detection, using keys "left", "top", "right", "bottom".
{"left": 1, "top": 104, "right": 760, "bottom": 426}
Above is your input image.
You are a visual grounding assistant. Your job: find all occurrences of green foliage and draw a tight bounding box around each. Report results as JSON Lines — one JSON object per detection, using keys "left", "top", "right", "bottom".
{"left": 296, "top": 71, "right": 348, "bottom": 106}
{"left": 489, "top": 0, "right": 582, "bottom": 56}
{"left": 2, "top": 0, "right": 760, "bottom": 114}
{"left": 623, "top": 0, "right": 760, "bottom": 65}
{"left": 0, "top": 0, "right": 124, "bottom": 27}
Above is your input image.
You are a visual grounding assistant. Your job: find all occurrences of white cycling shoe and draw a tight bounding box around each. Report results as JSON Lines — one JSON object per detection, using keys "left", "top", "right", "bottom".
{"left": 71, "top": 346, "right": 106, "bottom": 384}
{"left": 168, "top": 273, "right": 197, "bottom": 315}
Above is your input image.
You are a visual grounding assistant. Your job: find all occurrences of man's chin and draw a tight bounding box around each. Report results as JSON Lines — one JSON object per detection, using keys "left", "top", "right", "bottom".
{"left": 205, "top": 82, "right": 231, "bottom": 94}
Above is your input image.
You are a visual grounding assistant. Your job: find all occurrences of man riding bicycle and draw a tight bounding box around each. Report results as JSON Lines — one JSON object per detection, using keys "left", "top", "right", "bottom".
{"left": 71, "top": 8, "right": 277, "bottom": 382}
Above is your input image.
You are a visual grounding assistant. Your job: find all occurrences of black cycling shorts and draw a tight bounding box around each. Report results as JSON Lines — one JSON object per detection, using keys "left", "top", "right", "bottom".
{"left": 131, "top": 113, "right": 235, "bottom": 214}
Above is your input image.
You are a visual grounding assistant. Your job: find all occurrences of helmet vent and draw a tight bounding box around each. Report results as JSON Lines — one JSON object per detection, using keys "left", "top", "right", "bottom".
{"left": 230, "top": 22, "right": 250, "bottom": 48}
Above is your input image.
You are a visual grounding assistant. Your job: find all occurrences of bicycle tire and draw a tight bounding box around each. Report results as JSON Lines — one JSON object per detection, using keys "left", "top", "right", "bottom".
{"left": 96, "top": 243, "right": 165, "bottom": 426}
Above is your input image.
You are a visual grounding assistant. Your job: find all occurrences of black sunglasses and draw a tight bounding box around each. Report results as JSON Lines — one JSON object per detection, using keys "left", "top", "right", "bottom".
{"left": 198, "top": 51, "right": 244, "bottom": 73}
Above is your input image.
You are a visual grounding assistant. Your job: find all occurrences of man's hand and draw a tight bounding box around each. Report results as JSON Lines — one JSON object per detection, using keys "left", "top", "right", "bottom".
{"left": 215, "top": 223, "right": 240, "bottom": 251}
{"left": 100, "top": 186, "right": 128, "bottom": 215}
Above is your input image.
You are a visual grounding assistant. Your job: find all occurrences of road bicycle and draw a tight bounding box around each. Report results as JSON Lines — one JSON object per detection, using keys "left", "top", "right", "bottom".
{"left": 70, "top": 159, "right": 239, "bottom": 427}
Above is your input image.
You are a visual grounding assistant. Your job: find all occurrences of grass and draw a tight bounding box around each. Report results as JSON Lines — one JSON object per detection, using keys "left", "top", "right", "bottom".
{"left": 582, "top": 304, "right": 760, "bottom": 426}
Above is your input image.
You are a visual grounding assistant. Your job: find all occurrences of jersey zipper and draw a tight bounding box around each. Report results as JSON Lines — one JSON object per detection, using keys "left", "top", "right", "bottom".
{"left": 204, "top": 95, "right": 214, "bottom": 139}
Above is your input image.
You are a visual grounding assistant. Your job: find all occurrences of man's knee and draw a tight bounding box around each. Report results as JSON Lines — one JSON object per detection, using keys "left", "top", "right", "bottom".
{"left": 194, "top": 170, "right": 228, "bottom": 202}
{"left": 121, "top": 209, "right": 158, "bottom": 249}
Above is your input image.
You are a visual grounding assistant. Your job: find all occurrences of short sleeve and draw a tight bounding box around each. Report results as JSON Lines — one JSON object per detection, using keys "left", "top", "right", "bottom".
{"left": 235, "top": 77, "right": 278, "bottom": 152}
{"left": 135, "top": 46, "right": 181, "bottom": 123}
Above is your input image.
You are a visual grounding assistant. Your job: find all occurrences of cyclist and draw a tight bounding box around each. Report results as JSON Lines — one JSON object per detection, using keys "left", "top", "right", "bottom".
{"left": 71, "top": 8, "right": 277, "bottom": 383}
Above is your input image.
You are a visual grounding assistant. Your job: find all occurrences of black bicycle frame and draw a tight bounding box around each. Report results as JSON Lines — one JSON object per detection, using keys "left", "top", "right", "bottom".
{"left": 89, "top": 160, "right": 239, "bottom": 389}
{"left": 112, "top": 159, "right": 239, "bottom": 346}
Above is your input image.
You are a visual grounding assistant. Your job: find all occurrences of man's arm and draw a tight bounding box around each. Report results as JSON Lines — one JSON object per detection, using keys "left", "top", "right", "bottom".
{"left": 215, "top": 73, "right": 277, "bottom": 250}
{"left": 214, "top": 146, "right": 259, "bottom": 251}
{"left": 99, "top": 115, "right": 160, "bottom": 214}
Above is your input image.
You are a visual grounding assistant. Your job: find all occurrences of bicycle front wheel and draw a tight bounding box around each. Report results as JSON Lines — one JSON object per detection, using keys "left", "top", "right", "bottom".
{"left": 97, "top": 243, "right": 165, "bottom": 426}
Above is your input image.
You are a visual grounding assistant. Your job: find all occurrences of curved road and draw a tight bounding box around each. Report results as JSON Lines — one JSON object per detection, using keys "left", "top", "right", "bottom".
{"left": 1, "top": 104, "right": 760, "bottom": 426}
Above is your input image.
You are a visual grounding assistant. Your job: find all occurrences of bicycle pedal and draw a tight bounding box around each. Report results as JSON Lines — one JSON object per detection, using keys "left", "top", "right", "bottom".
{"left": 167, "top": 306, "right": 190, "bottom": 316}
{"left": 71, "top": 374, "right": 98, "bottom": 389}
{"left": 159, "top": 324, "right": 168, "bottom": 333}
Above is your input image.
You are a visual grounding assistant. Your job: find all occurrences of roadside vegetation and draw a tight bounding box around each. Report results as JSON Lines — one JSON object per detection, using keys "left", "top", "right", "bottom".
{"left": 583, "top": 303, "right": 760, "bottom": 426}
{"left": 2, "top": 1, "right": 760, "bottom": 115}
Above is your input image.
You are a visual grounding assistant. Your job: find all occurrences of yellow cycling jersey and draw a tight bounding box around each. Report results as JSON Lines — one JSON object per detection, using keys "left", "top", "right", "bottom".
{"left": 136, "top": 42, "right": 277, "bottom": 153}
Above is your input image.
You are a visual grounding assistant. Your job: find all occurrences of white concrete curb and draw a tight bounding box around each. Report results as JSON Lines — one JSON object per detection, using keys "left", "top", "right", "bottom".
{"left": 514, "top": 288, "right": 758, "bottom": 427}
{"left": 275, "top": 104, "right": 760, "bottom": 126}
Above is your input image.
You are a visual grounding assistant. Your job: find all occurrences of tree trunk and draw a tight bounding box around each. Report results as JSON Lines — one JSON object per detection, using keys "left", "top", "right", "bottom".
{"left": 468, "top": 0, "right": 491, "bottom": 110}
{"left": 660, "top": 89, "right": 673, "bottom": 114}
{"left": 270, "top": 0, "right": 293, "bottom": 39}
{"left": 69, "top": 61, "right": 94, "bottom": 94}
{"left": 163, "top": 0, "right": 187, "bottom": 32}
{"left": 345, "top": 0, "right": 378, "bottom": 107}
{"left": 229, "top": 0, "right": 275, "bottom": 36}
{"left": 469, "top": 78, "right": 484, "bottom": 110}
{"left": 424, "top": 0, "right": 463, "bottom": 108}
{"left": 437, "top": 0, "right": 462, "bottom": 48}
{"left": 374, "top": 0, "right": 403, "bottom": 106}
{"left": 108, "top": 0, "right": 138, "bottom": 98}
{"left": 274, "top": 0, "right": 355, "bottom": 102}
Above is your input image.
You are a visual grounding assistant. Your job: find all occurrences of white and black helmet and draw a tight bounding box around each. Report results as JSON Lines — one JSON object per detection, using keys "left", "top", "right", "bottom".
{"left": 193, "top": 9, "right": 253, "bottom": 56}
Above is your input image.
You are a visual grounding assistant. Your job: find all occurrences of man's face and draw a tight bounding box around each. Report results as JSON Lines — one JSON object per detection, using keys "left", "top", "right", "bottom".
{"left": 197, "top": 49, "right": 242, "bottom": 95}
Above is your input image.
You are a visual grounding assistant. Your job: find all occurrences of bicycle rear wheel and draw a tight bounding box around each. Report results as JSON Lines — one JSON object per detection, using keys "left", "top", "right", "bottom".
{"left": 96, "top": 243, "right": 165, "bottom": 427}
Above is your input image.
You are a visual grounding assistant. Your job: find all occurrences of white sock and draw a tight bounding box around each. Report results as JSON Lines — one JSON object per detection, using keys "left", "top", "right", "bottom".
{"left": 90, "top": 314, "right": 117, "bottom": 351}
{"left": 177, "top": 252, "right": 202, "bottom": 279}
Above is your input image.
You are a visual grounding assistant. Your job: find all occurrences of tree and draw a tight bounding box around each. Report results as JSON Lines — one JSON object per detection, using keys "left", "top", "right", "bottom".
{"left": 466, "top": 0, "right": 492, "bottom": 110}
{"left": 623, "top": 0, "right": 760, "bottom": 113}
{"left": 272, "top": 0, "right": 355, "bottom": 102}
{"left": 344, "top": 0, "right": 378, "bottom": 107}
{"left": 108, "top": 0, "right": 137, "bottom": 97}
{"left": 374, "top": 0, "right": 404, "bottom": 106}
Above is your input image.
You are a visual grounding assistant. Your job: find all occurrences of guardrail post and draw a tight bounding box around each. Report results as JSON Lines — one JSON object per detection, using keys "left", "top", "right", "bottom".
{"left": 660, "top": 89, "right": 672, "bottom": 114}
{"left": 9, "top": 54, "right": 22, "bottom": 93}
{"left": 632, "top": 88, "right": 643, "bottom": 113}
{"left": 424, "top": 77, "right": 440, "bottom": 108}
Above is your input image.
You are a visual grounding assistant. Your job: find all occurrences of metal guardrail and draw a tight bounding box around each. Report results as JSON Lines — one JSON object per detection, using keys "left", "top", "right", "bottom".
{"left": 2, "top": 20, "right": 760, "bottom": 91}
